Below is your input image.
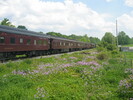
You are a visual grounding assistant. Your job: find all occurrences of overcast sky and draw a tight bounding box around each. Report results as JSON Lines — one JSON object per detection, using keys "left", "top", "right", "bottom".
{"left": 0, "top": 0, "right": 133, "bottom": 38}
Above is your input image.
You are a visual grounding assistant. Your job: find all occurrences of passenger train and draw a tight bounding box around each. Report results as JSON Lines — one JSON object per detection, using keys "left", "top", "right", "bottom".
{"left": 0, "top": 25, "right": 95, "bottom": 59}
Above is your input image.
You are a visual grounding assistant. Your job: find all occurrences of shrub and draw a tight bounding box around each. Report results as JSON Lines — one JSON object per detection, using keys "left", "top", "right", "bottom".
{"left": 108, "top": 59, "right": 118, "bottom": 64}
{"left": 96, "top": 46, "right": 106, "bottom": 52}
{"left": 23, "top": 59, "right": 32, "bottom": 64}
{"left": 6, "top": 61, "right": 14, "bottom": 68}
{"left": 0, "top": 65, "right": 6, "bottom": 72}
{"left": 96, "top": 52, "right": 108, "bottom": 60}
{"left": 118, "top": 76, "right": 133, "bottom": 98}
{"left": 106, "top": 44, "right": 117, "bottom": 51}
{"left": 111, "top": 50, "right": 119, "bottom": 54}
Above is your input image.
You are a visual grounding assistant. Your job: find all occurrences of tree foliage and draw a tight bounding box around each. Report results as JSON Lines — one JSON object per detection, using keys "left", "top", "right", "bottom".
{"left": 17, "top": 25, "right": 28, "bottom": 30}
{"left": 89, "top": 37, "right": 100, "bottom": 44}
{"left": 100, "top": 32, "right": 117, "bottom": 51}
{"left": 102, "top": 32, "right": 116, "bottom": 44}
{"left": 130, "top": 38, "right": 133, "bottom": 44}
{"left": 0, "top": 18, "right": 15, "bottom": 27}
{"left": 117, "top": 31, "right": 130, "bottom": 45}
{"left": 46, "top": 32, "right": 92, "bottom": 43}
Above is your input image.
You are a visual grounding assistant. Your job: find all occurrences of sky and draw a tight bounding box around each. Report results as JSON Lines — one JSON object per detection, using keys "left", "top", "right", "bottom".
{"left": 0, "top": 0, "right": 133, "bottom": 39}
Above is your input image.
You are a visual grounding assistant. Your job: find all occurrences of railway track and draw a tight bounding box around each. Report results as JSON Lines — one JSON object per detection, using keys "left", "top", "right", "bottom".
{"left": 0, "top": 50, "right": 81, "bottom": 63}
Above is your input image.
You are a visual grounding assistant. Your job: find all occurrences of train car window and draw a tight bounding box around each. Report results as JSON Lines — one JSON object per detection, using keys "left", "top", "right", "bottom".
{"left": 53, "top": 42, "right": 56, "bottom": 46}
{"left": 34, "top": 40, "right": 37, "bottom": 45}
{"left": 20, "top": 38, "right": 23, "bottom": 43}
{"left": 44, "top": 40, "right": 47, "bottom": 46}
{"left": 27, "top": 39, "right": 31, "bottom": 45}
{"left": 61, "top": 42, "right": 64, "bottom": 46}
{"left": 10, "top": 37, "right": 15, "bottom": 44}
{"left": 0, "top": 37, "right": 5, "bottom": 43}
{"left": 60, "top": 42, "right": 62, "bottom": 46}
{"left": 66, "top": 43, "right": 68, "bottom": 46}
{"left": 37, "top": 40, "right": 42, "bottom": 45}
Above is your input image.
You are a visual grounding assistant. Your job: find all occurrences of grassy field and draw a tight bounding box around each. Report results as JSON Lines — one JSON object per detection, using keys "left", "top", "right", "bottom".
{"left": 0, "top": 49, "right": 133, "bottom": 100}
{"left": 121, "top": 44, "right": 133, "bottom": 47}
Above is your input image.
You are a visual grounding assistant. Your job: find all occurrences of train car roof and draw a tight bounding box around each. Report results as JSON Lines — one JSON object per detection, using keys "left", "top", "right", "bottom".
{"left": 0, "top": 25, "right": 49, "bottom": 38}
{"left": 0, "top": 25, "right": 91, "bottom": 44}
{"left": 47, "top": 35, "right": 84, "bottom": 43}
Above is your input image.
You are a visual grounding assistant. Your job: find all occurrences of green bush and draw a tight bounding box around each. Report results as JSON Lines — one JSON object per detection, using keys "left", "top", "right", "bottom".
{"left": 6, "top": 61, "right": 14, "bottom": 68}
{"left": 111, "top": 50, "right": 119, "bottom": 54}
{"left": 23, "top": 59, "right": 32, "bottom": 64}
{"left": 98, "top": 41, "right": 117, "bottom": 51}
{"left": 96, "top": 52, "right": 108, "bottom": 60}
{"left": 96, "top": 46, "right": 106, "bottom": 52}
{"left": 106, "top": 44, "right": 117, "bottom": 51}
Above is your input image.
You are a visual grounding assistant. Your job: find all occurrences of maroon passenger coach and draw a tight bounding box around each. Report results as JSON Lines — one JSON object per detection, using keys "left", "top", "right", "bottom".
{"left": 0, "top": 25, "right": 50, "bottom": 58}
{"left": 0, "top": 25, "right": 95, "bottom": 59}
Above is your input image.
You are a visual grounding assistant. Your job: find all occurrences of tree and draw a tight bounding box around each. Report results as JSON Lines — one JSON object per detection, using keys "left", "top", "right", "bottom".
{"left": 101, "top": 32, "right": 117, "bottom": 51}
{"left": 102, "top": 32, "right": 116, "bottom": 44}
{"left": 46, "top": 32, "right": 91, "bottom": 42}
{"left": 89, "top": 37, "right": 100, "bottom": 44}
{"left": 46, "top": 32, "right": 63, "bottom": 37}
{"left": 0, "top": 18, "right": 15, "bottom": 27}
{"left": 117, "top": 31, "right": 130, "bottom": 45}
{"left": 79, "top": 34, "right": 90, "bottom": 42}
{"left": 130, "top": 37, "right": 133, "bottom": 44}
{"left": 17, "top": 25, "right": 28, "bottom": 30}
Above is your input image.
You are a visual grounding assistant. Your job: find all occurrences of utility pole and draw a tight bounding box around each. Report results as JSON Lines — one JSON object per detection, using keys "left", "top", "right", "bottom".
{"left": 116, "top": 19, "right": 119, "bottom": 48}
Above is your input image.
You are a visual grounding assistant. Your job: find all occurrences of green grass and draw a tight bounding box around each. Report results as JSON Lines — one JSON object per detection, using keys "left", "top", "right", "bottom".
{"left": 0, "top": 49, "right": 133, "bottom": 100}
{"left": 121, "top": 44, "right": 133, "bottom": 47}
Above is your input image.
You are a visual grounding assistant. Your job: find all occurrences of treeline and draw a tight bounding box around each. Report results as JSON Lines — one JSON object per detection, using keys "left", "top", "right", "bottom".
{"left": 101, "top": 32, "right": 133, "bottom": 45}
{"left": 100, "top": 32, "right": 133, "bottom": 51}
{"left": 117, "top": 31, "right": 133, "bottom": 45}
{"left": 46, "top": 32, "right": 100, "bottom": 44}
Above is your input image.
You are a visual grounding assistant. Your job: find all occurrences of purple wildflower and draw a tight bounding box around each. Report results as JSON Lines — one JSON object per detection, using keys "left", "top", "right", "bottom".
{"left": 69, "top": 57, "right": 77, "bottom": 59}
{"left": 33, "top": 70, "right": 39, "bottom": 73}
{"left": 63, "top": 64, "right": 73, "bottom": 68}
{"left": 90, "top": 66, "right": 99, "bottom": 71}
{"left": 125, "top": 68, "right": 133, "bottom": 74}
{"left": 77, "top": 61, "right": 89, "bottom": 65}
{"left": 87, "top": 56, "right": 95, "bottom": 59}
{"left": 43, "top": 71, "right": 50, "bottom": 75}
{"left": 12, "top": 70, "right": 27, "bottom": 76}
{"left": 129, "top": 75, "right": 133, "bottom": 80}
{"left": 119, "top": 79, "right": 132, "bottom": 89}
{"left": 77, "top": 61, "right": 100, "bottom": 66}
{"left": 90, "top": 52, "right": 98, "bottom": 55}
{"left": 34, "top": 87, "right": 47, "bottom": 99}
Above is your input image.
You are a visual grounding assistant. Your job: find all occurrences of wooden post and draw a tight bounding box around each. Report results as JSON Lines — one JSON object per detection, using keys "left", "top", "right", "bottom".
{"left": 131, "top": 59, "right": 133, "bottom": 67}
{"left": 124, "top": 54, "right": 126, "bottom": 65}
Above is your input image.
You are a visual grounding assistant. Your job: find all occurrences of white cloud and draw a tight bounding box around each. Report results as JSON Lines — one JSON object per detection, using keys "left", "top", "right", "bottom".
{"left": 105, "top": 0, "right": 113, "bottom": 2}
{"left": 0, "top": 0, "right": 115, "bottom": 38}
{"left": 118, "top": 12, "right": 133, "bottom": 37}
{"left": 125, "top": 0, "right": 133, "bottom": 7}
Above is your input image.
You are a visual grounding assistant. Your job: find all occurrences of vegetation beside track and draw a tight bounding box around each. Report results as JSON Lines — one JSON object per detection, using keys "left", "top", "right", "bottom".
{"left": 0, "top": 48, "right": 133, "bottom": 100}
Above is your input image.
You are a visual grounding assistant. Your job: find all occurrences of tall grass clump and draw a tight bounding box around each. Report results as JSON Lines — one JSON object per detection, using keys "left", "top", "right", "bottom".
{"left": 23, "top": 59, "right": 32, "bottom": 65}
{"left": 6, "top": 61, "right": 15, "bottom": 68}
{"left": 96, "top": 46, "right": 106, "bottom": 52}
{"left": 96, "top": 52, "right": 108, "bottom": 60}
{"left": 117, "top": 67, "right": 133, "bottom": 99}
